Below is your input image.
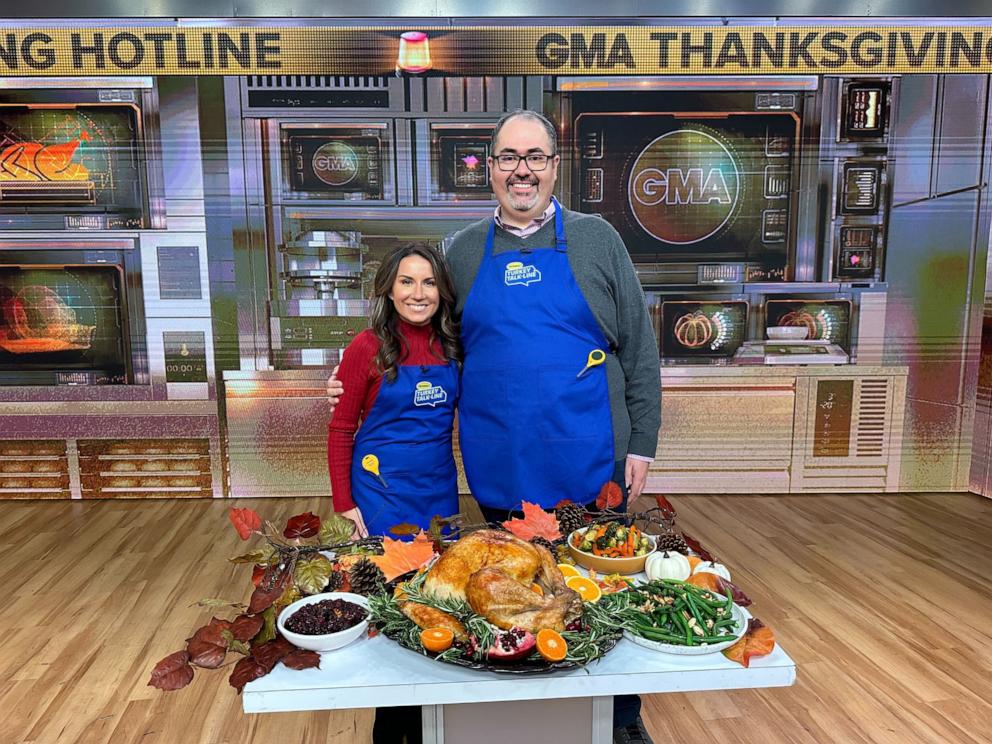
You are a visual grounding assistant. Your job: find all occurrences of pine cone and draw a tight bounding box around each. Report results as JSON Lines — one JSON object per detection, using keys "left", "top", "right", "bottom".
{"left": 348, "top": 557, "right": 386, "bottom": 596}
{"left": 530, "top": 536, "right": 555, "bottom": 554}
{"left": 657, "top": 530, "right": 689, "bottom": 554}
{"left": 555, "top": 503, "right": 586, "bottom": 538}
{"left": 322, "top": 570, "right": 345, "bottom": 593}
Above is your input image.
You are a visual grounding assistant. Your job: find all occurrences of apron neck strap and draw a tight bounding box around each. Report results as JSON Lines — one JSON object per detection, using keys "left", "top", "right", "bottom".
{"left": 551, "top": 197, "right": 566, "bottom": 252}
{"left": 485, "top": 198, "right": 566, "bottom": 258}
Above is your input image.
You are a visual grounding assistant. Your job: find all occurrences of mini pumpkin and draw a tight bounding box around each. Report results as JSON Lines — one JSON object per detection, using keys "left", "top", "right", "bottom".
{"left": 645, "top": 550, "right": 691, "bottom": 582}
{"left": 692, "top": 560, "right": 731, "bottom": 582}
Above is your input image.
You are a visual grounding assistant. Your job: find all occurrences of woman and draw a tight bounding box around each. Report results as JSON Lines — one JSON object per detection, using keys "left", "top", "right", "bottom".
{"left": 328, "top": 242, "right": 461, "bottom": 539}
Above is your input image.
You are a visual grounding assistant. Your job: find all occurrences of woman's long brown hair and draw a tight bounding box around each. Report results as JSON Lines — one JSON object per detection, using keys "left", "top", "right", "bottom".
{"left": 368, "top": 243, "right": 461, "bottom": 382}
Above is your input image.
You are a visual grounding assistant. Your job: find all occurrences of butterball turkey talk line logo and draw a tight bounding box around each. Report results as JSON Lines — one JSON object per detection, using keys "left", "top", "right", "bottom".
{"left": 504, "top": 261, "right": 542, "bottom": 287}
{"left": 414, "top": 380, "right": 448, "bottom": 407}
{"left": 628, "top": 129, "right": 741, "bottom": 245}
{"left": 312, "top": 141, "right": 359, "bottom": 187}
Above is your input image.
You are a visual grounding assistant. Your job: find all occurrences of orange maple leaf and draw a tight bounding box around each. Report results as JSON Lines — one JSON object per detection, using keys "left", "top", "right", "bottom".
{"left": 722, "top": 618, "right": 775, "bottom": 667}
{"left": 503, "top": 501, "right": 562, "bottom": 542}
{"left": 369, "top": 531, "right": 437, "bottom": 582}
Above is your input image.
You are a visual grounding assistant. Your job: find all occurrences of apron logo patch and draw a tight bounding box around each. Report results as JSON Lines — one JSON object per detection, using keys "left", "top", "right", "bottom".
{"left": 504, "top": 260, "right": 542, "bottom": 287}
{"left": 414, "top": 380, "right": 448, "bottom": 407}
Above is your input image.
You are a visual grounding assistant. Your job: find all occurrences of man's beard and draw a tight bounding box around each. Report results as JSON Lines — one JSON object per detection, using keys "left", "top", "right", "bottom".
{"left": 505, "top": 177, "right": 541, "bottom": 213}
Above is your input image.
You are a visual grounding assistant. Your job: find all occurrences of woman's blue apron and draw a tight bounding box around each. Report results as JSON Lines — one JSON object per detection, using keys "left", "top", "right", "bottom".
{"left": 351, "top": 359, "right": 460, "bottom": 536}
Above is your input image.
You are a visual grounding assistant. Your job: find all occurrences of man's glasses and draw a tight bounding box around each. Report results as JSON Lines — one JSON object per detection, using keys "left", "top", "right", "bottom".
{"left": 492, "top": 152, "right": 555, "bottom": 172}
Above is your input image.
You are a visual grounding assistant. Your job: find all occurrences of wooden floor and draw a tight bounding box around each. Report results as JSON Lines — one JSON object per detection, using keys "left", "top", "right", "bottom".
{"left": 1, "top": 491, "right": 989, "bottom": 744}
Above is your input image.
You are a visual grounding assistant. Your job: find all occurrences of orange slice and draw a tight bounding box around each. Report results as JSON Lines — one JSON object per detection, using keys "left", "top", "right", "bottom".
{"left": 531, "top": 582, "right": 544, "bottom": 596}
{"left": 557, "top": 563, "right": 581, "bottom": 579}
{"left": 420, "top": 627, "right": 454, "bottom": 653}
{"left": 536, "top": 628, "right": 568, "bottom": 662}
{"left": 565, "top": 575, "right": 602, "bottom": 603}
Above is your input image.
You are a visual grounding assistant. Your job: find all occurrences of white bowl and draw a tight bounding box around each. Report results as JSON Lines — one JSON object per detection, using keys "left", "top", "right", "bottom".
{"left": 277, "top": 592, "right": 370, "bottom": 653}
{"left": 767, "top": 326, "right": 808, "bottom": 340}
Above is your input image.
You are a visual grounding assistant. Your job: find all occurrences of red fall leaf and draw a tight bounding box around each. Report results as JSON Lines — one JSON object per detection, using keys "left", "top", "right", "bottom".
{"left": 186, "top": 617, "right": 232, "bottom": 669}
{"left": 251, "top": 637, "right": 296, "bottom": 673}
{"left": 187, "top": 638, "right": 227, "bottom": 669}
{"left": 284, "top": 511, "right": 321, "bottom": 539}
{"left": 148, "top": 650, "right": 195, "bottom": 691}
{"left": 251, "top": 565, "right": 266, "bottom": 587}
{"left": 503, "top": 501, "right": 562, "bottom": 542}
{"left": 714, "top": 576, "right": 752, "bottom": 607}
{"left": 248, "top": 569, "right": 291, "bottom": 615}
{"left": 230, "top": 614, "right": 265, "bottom": 643}
{"left": 229, "top": 508, "right": 262, "bottom": 541}
{"left": 723, "top": 618, "right": 775, "bottom": 667}
{"left": 654, "top": 494, "right": 677, "bottom": 519}
{"left": 229, "top": 656, "right": 267, "bottom": 693}
{"left": 596, "top": 482, "right": 623, "bottom": 511}
{"left": 282, "top": 649, "right": 321, "bottom": 670}
{"left": 680, "top": 532, "right": 713, "bottom": 562}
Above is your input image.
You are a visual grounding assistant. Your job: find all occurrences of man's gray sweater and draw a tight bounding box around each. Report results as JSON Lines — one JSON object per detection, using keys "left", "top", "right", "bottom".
{"left": 445, "top": 207, "right": 661, "bottom": 461}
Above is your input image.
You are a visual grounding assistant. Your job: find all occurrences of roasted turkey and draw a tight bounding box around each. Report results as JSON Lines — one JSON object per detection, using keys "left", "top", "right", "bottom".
{"left": 398, "top": 529, "right": 582, "bottom": 633}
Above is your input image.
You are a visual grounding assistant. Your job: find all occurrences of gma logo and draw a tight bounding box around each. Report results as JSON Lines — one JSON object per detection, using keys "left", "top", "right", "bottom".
{"left": 631, "top": 167, "right": 733, "bottom": 207}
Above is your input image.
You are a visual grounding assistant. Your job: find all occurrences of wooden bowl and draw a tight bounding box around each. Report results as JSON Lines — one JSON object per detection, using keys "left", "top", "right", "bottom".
{"left": 566, "top": 527, "right": 656, "bottom": 576}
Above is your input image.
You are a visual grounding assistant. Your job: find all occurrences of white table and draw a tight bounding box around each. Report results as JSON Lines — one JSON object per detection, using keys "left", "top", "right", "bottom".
{"left": 244, "top": 630, "right": 796, "bottom": 743}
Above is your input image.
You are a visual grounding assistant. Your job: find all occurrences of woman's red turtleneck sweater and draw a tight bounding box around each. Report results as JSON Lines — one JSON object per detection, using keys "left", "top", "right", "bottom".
{"left": 328, "top": 319, "right": 445, "bottom": 512}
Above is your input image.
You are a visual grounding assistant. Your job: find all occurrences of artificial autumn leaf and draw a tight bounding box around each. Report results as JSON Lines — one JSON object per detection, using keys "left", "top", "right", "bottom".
{"left": 229, "top": 507, "right": 262, "bottom": 541}
{"left": 273, "top": 583, "right": 302, "bottom": 615}
{"left": 503, "top": 501, "right": 562, "bottom": 542}
{"left": 229, "top": 656, "right": 267, "bottom": 693}
{"left": 251, "top": 565, "right": 266, "bottom": 587}
{"left": 254, "top": 606, "right": 278, "bottom": 645}
{"left": 230, "top": 614, "right": 265, "bottom": 643}
{"left": 714, "top": 576, "right": 752, "bottom": 607}
{"left": 369, "top": 531, "right": 437, "bottom": 582}
{"left": 248, "top": 568, "right": 290, "bottom": 614}
{"left": 187, "top": 637, "right": 227, "bottom": 669}
{"left": 221, "top": 629, "right": 251, "bottom": 656}
{"left": 284, "top": 511, "right": 321, "bottom": 540}
{"left": 389, "top": 522, "right": 421, "bottom": 536}
{"left": 229, "top": 546, "right": 276, "bottom": 565}
{"left": 554, "top": 499, "right": 575, "bottom": 510}
{"left": 723, "top": 618, "right": 775, "bottom": 667}
{"left": 251, "top": 637, "right": 295, "bottom": 673}
{"left": 194, "top": 598, "right": 243, "bottom": 610}
{"left": 680, "top": 532, "right": 713, "bottom": 562}
{"left": 186, "top": 617, "right": 232, "bottom": 669}
{"left": 427, "top": 514, "right": 459, "bottom": 554}
{"left": 294, "top": 554, "right": 335, "bottom": 596}
{"left": 654, "top": 494, "right": 677, "bottom": 519}
{"left": 318, "top": 512, "right": 355, "bottom": 546}
{"left": 282, "top": 649, "right": 321, "bottom": 670}
{"left": 596, "top": 482, "right": 623, "bottom": 511}
{"left": 148, "top": 650, "right": 195, "bottom": 691}
{"left": 189, "top": 617, "right": 232, "bottom": 647}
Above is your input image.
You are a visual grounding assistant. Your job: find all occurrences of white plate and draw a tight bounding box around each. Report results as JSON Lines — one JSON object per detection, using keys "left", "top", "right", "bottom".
{"left": 623, "top": 601, "right": 751, "bottom": 655}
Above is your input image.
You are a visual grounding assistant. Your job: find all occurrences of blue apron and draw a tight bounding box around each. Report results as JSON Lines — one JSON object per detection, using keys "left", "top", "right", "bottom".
{"left": 458, "top": 198, "right": 615, "bottom": 510}
{"left": 351, "top": 360, "right": 459, "bottom": 537}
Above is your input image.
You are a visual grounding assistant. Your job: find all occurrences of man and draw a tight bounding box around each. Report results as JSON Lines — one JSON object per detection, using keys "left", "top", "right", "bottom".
{"left": 329, "top": 110, "right": 660, "bottom": 744}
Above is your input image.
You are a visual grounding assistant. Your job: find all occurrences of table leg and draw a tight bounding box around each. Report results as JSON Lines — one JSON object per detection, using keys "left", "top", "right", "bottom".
{"left": 422, "top": 696, "right": 614, "bottom": 744}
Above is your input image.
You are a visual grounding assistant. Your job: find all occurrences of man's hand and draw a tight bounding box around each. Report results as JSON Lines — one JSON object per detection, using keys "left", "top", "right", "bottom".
{"left": 327, "top": 364, "right": 344, "bottom": 413}
{"left": 340, "top": 506, "right": 368, "bottom": 539}
{"left": 624, "top": 456, "right": 650, "bottom": 502}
